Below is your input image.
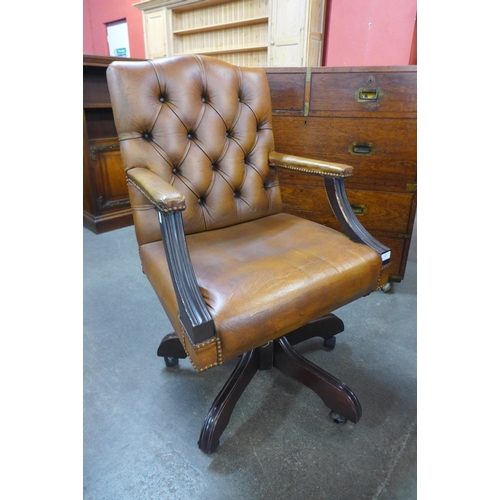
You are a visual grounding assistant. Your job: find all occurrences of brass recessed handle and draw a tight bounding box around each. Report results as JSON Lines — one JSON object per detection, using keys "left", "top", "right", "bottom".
{"left": 350, "top": 204, "right": 368, "bottom": 216}
{"left": 356, "top": 88, "right": 383, "bottom": 102}
{"left": 348, "top": 142, "right": 374, "bottom": 156}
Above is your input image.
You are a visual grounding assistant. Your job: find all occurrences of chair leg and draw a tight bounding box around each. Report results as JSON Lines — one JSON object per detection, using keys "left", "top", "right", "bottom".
{"left": 273, "top": 336, "right": 362, "bottom": 423}
{"left": 198, "top": 349, "right": 260, "bottom": 454}
{"left": 157, "top": 332, "right": 187, "bottom": 367}
{"left": 285, "top": 313, "right": 344, "bottom": 350}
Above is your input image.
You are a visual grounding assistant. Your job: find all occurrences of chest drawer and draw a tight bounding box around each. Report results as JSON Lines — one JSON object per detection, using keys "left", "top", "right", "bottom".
{"left": 279, "top": 180, "right": 414, "bottom": 235}
{"left": 310, "top": 69, "right": 417, "bottom": 116}
{"left": 273, "top": 116, "right": 416, "bottom": 183}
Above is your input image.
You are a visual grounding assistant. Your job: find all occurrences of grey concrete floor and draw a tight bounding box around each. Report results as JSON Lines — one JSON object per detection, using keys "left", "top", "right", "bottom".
{"left": 83, "top": 220, "right": 416, "bottom": 500}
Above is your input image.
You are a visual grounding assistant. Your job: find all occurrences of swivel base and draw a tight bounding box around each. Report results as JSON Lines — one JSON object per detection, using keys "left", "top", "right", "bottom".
{"left": 157, "top": 313, "right": 361, "bottom": 454}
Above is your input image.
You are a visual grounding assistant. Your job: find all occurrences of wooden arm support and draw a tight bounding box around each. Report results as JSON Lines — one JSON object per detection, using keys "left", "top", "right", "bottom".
{"left": 158, "top": 210, "right": 216, "bottom": 345}
{"left": 125, "top": 166, "right": 215, "bottom": 345}
{"left": 324, "top": 177, "right": 391, "bottom": 266}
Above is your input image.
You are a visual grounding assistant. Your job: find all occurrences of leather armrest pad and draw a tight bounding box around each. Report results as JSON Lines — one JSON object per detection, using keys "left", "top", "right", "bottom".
{"left": 127, "top": 168, "right": 186, "bottom": 212}
{"left": 269, "top": 152, "right": 354, "bottom": 178}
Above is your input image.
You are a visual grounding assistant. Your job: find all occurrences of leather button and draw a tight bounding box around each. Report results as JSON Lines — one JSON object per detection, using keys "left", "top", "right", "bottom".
{"left": 201, "top": 96, "right": 207, "bottom": 103}
{"left": 187, "top": 132, "right": 194, "bottom": 140}
{"left": 212, "top": 163, "right": 218, "bottom": 171}
{"left": 172, "top": 168, "right": 178, "bottom": 174}
{"left": 159, "top": 96, "right": 165, "bottom": 103}
{"left": 226, "top": 131, "right": 231, "bottom": 138}
{"left": 143, "top": 132, "right": 151, "bottom": 140}
{"left": 233, "top": 191, "right": 240, "bottom": 198}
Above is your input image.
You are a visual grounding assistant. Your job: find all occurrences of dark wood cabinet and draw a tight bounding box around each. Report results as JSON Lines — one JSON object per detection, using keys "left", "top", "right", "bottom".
{"left": 83, "top": 55, "right": 141, "bottom": 233}
{"left": 83, "top": 56, "right": 416, "bottom": 282}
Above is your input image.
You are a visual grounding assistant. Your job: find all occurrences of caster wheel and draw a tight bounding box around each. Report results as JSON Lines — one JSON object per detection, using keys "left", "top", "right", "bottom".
{"left": 329, "top": 411, "right": 347, "bottom": 424}
{"left": 164, "top": 357, "right": 179, "bottom": 367}
{"left": 381, "top": 283, "right": 392, "bottom": 293}
{"left": 323, "top": 336, "right": 337, "bottom": 351}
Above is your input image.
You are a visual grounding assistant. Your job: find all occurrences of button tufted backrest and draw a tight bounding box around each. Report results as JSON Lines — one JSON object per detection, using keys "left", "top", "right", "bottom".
{"left": 107, "top": 55, "right": 282, "bottom": 245}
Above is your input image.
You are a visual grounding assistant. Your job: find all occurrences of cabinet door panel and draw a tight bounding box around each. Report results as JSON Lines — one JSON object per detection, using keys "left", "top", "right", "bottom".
{"left": 145, "top": 8, "right": 168, "bottom": 59}
{"left": 88, "top": 140, "right": 130, "bottom": 213}
{"left": 269, "top": 0, "right": 305, "bottom": 66}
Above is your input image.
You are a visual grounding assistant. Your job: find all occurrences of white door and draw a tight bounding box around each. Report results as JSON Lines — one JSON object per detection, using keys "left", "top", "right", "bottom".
{"left": 107, "top": 20, "right": 130, "bottom": 58}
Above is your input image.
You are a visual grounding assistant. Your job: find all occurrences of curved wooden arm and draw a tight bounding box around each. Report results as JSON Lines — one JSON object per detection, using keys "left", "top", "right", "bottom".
{"left": 269, "top": 152, "right": 353, "bottom": 178}
{"left": 324, "top": 177, "right": 391, "bottom": 266}
{"left": 158, "top": 210, "right": 215, "bottom": 345}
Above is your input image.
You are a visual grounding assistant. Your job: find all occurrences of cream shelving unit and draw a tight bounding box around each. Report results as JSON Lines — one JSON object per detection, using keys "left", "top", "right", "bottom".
{"left": 134, "top": 0, "right": 326, "bottom": 67}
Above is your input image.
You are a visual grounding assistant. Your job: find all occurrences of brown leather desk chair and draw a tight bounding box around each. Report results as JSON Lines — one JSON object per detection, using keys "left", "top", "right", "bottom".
{"left": 106, "top": 55, "right": 391, "bottom": 453}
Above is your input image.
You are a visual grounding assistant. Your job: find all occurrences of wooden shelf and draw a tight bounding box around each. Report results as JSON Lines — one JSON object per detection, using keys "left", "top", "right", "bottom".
{"left": 173, "top": 16, "right": 268, "bottom": 36}
{"left": 175, "top": 45, "right": 268, "bottom": 56}
{"left": 138, "top": 0, "right": 327, "bottom": 67}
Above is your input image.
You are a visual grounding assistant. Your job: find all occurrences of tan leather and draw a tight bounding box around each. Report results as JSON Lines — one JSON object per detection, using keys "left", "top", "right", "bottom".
{"left": 107, "top": 54, "right": 383, "bottom": 372}
{"left": 269, "top": 152, "right": 354, "bottom": 178}
{"left": 107, "top": 55, "right": 281, "bottom": 240}
{"left": 140, "top": 213, "right": 381, "bottom": 366}
{"left": 127, "top": 167, "right": 186, "bottom": 212}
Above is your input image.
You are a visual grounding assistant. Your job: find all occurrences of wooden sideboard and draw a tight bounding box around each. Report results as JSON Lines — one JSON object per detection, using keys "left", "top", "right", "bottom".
{"left": 83, "top": 55, "right": 416, "bottom": 281}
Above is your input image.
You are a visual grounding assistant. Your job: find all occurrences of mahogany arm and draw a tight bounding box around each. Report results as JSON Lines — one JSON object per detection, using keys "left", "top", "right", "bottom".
{"left": 324, "top": 178, "right": 391, "bottom": 266}
{"left": 269, "top": 152, "right": 391, "bottom": 266}
{"left": 269, "top": 152, "right": 353, "bottom": 178}
{"left": 127, "top": 167, "right": 215, "bottom": 345}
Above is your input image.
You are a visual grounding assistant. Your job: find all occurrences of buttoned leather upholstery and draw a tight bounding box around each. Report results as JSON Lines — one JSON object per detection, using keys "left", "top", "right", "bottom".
{"left": 107, "top": 55, "right": 383, "bottom": 371}
{"left": 108, "top": 55, "right": 281, "bottom": 245}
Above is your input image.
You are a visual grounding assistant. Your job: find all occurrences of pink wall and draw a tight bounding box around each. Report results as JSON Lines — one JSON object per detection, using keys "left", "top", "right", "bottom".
{"left": 83, "top": 0, "right": 416, "bottom": 66}
{"left": 323, "top": 0, "right": 417, "bottom": 66}
{"left": 83, "top": 0, "right": 145, "bottom": 59}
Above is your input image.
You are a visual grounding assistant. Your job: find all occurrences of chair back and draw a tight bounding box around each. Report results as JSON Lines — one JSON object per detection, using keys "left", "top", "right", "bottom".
{"left": 107, "top": 55, "right": 282, "bottom": 244}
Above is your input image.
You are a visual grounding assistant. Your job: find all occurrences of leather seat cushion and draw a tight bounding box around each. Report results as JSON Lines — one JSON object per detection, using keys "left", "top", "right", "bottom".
{"left": 140, "top": 213, "right": 382, "bottom": 362}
